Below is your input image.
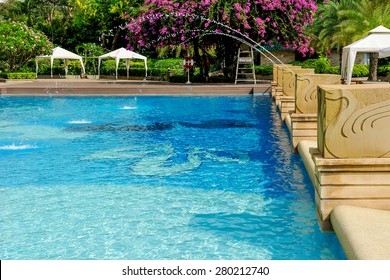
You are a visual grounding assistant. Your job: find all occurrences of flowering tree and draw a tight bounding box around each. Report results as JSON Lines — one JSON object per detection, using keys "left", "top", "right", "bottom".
{"left": 126, "top": 0, "right": 320, "bottom": 75}
{"left": 0, "top": 20, "right": 53, "bottom": 71}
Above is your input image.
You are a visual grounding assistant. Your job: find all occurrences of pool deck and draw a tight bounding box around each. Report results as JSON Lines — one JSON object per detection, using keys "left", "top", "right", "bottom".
{"left": 0, "top": 78, "right": 271, "bottom": 96}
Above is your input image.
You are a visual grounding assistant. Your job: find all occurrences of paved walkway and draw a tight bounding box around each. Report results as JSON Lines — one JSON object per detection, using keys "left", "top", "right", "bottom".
{"left": 0, "top": 78, "right": 272, "bottom": 96}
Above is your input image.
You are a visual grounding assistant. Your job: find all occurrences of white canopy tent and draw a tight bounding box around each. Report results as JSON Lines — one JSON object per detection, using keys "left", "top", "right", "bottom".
{"left": 341, "top": 25, "right": 390, "bottom": 84}
{"left": 36, "top": 46, "right": 85, "bottom": 77}
{"left": 98, "top": 48, "right": 148, "bottom": 80}
{"left": 379, "top": 46, "right": 390, "bottom": 58}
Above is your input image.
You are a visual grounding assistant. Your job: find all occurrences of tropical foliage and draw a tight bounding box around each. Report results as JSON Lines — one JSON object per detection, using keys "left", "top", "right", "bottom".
{"left": 1, "top": 0, "right": 390, "bottom": 79}
{"left": 0, "top": 20, "right": 53, "bottom": 71}
{"left": 126, "top": 0, "right": 320, "bottom": 78}
{"left": 311, "top": 0, "right": 390, "bottom": 79}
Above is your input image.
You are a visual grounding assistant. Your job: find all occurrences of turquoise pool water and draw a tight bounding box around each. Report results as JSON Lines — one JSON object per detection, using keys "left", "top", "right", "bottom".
{"left": 0, "top": 96, "right": 345, "bottom": 260}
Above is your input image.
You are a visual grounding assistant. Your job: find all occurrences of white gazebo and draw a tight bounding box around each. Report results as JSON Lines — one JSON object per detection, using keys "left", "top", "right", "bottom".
{"left": 35, "top": 47, "right": 86, "bottom": 77}
{"left": 379, "top": 46, "right": 390, "bottom": 58}
{"left": 98, "top": 48, "right": 148, "bottom": 80}
{"left": 341, "top": 25, "right": 390, "bottom": 84}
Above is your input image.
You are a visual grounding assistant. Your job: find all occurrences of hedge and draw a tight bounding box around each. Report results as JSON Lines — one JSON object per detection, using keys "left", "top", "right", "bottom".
{"left": 378, "top": 65, "right": 390, "bottom": 76}
{"left": 254, "top": 65, "right": 273, "bottom": 75}
{"left": 5, "top": 72, "right": 36, "bottom": 79}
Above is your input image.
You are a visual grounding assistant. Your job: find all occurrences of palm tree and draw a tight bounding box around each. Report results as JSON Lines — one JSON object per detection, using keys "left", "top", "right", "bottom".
{"left": 313, "top": 0, "right": 390, "bottom": 79}
{"left": 310, "top": 0, "right": 358, "bottom": 70}
{"left": 336, "top": 0, "right": 390, "bottom": 80}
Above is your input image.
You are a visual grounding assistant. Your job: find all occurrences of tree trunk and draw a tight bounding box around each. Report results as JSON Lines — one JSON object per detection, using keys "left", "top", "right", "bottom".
{"left": 193, "top": 38, "right": 203, "bottom": 79}
{"left": 368, "top": 52, "right": 379, "bottom": 81}
{"left": 111, "top": 28, "right": 121, "bottom": 50}
{"left": 222, "top": 37, "right": 240, "bottom": 78}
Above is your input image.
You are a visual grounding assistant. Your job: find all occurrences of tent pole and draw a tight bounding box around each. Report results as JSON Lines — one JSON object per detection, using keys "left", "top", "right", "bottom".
{"left": 35, "top": 58, "right": 38, "bottom": 78}
{"left": 51, "top": 57, "right": 53, "bottom": 78}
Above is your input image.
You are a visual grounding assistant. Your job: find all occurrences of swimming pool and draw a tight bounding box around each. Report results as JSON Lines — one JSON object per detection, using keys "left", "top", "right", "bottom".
{"left": 0, "top": 95, "right": 345, "bottom": 259}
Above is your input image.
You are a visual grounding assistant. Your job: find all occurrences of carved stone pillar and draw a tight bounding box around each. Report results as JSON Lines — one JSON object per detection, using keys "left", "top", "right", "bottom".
{"left": 312, "top": 84, "right": 390, "bottom": 230}
{"left": 290, "top": 74, "right": 341, "bottom": 149}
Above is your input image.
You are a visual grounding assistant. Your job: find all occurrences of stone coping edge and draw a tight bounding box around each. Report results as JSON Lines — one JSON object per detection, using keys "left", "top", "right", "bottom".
{"left": 330, "top": 205, "right": 390, "bottom": 260}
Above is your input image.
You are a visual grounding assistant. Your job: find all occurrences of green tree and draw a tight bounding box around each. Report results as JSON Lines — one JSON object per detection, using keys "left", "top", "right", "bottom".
{"left": 337, "top": 0, "right": 390, "bottom": 80}
{"left": 310, "top": 0, "right": 357, "bottom": 69}
{"left": 0, "top": 20, "right": 53, "bottom": 71}
{"left": 127, "top": 0, "right": 320, "bottom": 79}
{"left": 1, "top": 0, "right": 73, "bottom": 43}
{"left": 312, "top": 0, "right": 390, "bottom": 79}
{"left": 74, "top": 0, "right": 143, "bottom": 50}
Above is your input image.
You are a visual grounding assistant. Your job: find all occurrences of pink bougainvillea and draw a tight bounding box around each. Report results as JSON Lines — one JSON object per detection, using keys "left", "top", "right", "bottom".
{"left": 126, "top": 0, "right": 318, "bottom": 54}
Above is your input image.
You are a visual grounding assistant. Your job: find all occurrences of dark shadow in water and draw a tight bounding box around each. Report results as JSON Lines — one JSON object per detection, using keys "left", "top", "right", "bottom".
{"left": 64, "top": 122, "right": 173, "bottom": 132}
{"left": 179, "top": 119, "right": 256, "bottom": 129}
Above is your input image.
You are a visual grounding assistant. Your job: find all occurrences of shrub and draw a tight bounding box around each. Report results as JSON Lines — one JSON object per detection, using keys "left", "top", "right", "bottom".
{"left": 352, "top": 64, "right": 369, "bottom": 77}
{"left": 292, "top": 57, "right": 331, "bottom": 73}
{"left": 324, "top": 66, "right": 340, "bottom": 75}
{"left": 0, "top": 21, "right": 52, "bottom": 71}
{"left": 6, "top": 72, "right": 36, "bottom": 79}
{"left": 98, "top": 59, "right": 149, "bottom": 77}
{"left": 378, "top": 64, "right": 390, "bottom": 76}
{"left": 254, "top": 65, "right": 273, "bottom": 75}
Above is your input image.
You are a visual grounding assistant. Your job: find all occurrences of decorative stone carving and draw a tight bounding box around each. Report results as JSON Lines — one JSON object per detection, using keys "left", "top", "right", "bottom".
{"left": 288, "top": 74, "right": 341, "bottom": 149}
{"left": 311, "top": 84, "right": 390, "bottom": 230}
{"left": 281, "top": 68, "right": 314, "bottom": 97}
{"left": 318, "top": 84, "right": 390, "bottom": 159}
{"left": 295, "top": 74, "right": 341, "bottom": 114}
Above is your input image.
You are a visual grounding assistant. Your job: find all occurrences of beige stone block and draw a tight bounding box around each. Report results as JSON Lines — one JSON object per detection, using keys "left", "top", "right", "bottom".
{"left": 289, "top": 113, "right": 317, "bottom": 149}
{"left": 295, "top": 74, "right": 341, "bottom": 114}
{"left": 317, "top": 172, "right": 390, "bottom": 186}
{"left": 316, "top": 194, "right": 390, "bottom": 225}
{"left": 292, "top": 122, "right": 317, "bottom": 130}
{"left": 331, "top": 205, "right": 390, "bottom": 260}
{"left": 321, "top": 185, "right": 390, "bottom": 199}
{"left": 281, "top": 68, "right": 314, "bottom": 97}
{"left": 292, "top": 130, "right": 317, "bottom": 137}
{"left": 279, "top": 96, "right": 295, "bottom": 120}
{"left": 310, "top": 148, "right": 390, "bottom": 229}
{"left": 317, "top": 84, "right": 390, "bottom": 158}
{"left": 277, "top": 65, "right": 300, "bottom": 87}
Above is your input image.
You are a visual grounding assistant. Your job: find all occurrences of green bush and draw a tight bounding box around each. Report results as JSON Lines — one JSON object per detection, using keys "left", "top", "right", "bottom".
{"left": 324, "top": 66, "right": 340, "bottom": 75}
{"left": 292, "top": 57, "right": 331, "bottom": 74}
{"left": 6, "top": 72, "right": 36, "bottom": 79}
{"left": 378, "top": 64, "right": 390, "bottom": 76}
{"left": 36, "top": 59, "right": 83, "bottom": 76}
{"left": 98, "top": 59, "right": 149, "bottom": 77}
{"left": 149, "top": 58, "right": 184, "bottom": 77}
{"left": 254, "top": 65, "right": 273, "bottom": 75}
{"left": 352, "top": 64, "right": 369, "bottom": 77}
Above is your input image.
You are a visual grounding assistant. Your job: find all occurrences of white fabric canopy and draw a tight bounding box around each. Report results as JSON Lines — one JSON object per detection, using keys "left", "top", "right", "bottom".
{"left": 36, "top": 46, "right": 85, "bottom": 77}
{"left": 341, "top": 25, "right": 390, "bottom": 84}
{"left": 98, "top": 48, "right": 148, "bottom": 80}
{"left": 379, "top": 46, "right": 390, "bottom": 58}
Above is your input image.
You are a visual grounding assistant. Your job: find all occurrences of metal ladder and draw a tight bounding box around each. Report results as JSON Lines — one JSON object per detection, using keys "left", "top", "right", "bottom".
{"left": 235, "top": 45, "right": 256, "bottom": 85}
